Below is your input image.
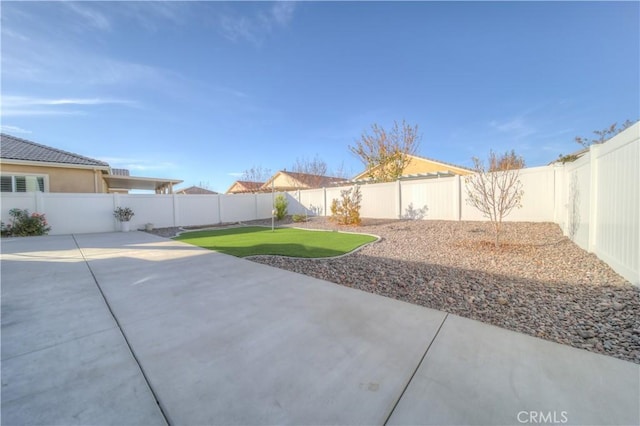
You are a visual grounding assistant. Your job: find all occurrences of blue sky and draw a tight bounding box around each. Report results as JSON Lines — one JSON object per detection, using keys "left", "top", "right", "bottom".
{"left": 2, "top": 1, "right": 638, "bottom": 193}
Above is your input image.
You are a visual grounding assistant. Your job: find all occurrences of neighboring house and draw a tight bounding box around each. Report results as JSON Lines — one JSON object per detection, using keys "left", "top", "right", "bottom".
{"left": 176, "top": 185, "right": 218, "bottom": 195}
{"left": 226, "top": 180, "right": 265, "bottom": 194}
{"left": 260, "top": 171, "right": 347, "bottom": 192}
{"left": 0, "top": 133, "right": 182, "bottom": 194}
{"left": 352, "top": 154, "right": 472, "bottom": 182}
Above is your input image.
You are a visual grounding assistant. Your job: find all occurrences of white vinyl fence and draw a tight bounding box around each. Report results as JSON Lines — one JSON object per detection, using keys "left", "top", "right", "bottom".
{"left": 1, "top": 124, "right": 638, "bottom": 284}
{"left": 0, "top": 192, "right": 284, "bottom": 235}
{"left": 288, "top": 165, "right": 558, "bottom": 223}
{"left": 552, "top": 123, "right": 639, "bottom": 285}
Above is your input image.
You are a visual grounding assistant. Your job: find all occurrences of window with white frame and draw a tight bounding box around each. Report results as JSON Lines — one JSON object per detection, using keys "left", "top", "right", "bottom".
{"left": 1, "top": 175, "right": 47, "bottom": 192}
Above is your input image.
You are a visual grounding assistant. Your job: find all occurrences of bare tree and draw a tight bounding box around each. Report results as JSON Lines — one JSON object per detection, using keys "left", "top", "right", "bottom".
{"left": 331, "top": 161, "right": 351, "bottom": 180}
{"left": 241, "top": 165, "right": 271, "bottom": 183}
{"left": 465, "top": 150, "right": 525, "bottom": 247}
{"left": 575, "top": 119, "right": 636, "bottom": 148}
{"left": 349, "top": 120, "right": 421, "bottom": 183}
{"left": 290, "top": 154, "right": 329, "bottom": 188}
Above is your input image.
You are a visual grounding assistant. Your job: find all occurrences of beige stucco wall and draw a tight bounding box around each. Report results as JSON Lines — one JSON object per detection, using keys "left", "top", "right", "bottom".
{"left": 1, "top": 163, "right": 108, "bottom": 193}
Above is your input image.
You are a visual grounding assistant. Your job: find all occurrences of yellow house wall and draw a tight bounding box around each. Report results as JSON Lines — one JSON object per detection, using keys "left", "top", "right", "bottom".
{"left": 227, "top": 182, "right": 259, "bottom": 194}
{"left": 226, "top": 182, "right": 244, "bottom": 194}
{"left": 270, "top": 173, "right": 305, "bottom": 190}
{"left": 403, "top": 157, "right": 472, "bottom": 175}
{"left": 0, "top": 164, "right": 107, "bottom": 193}
{"left": 354, "top": 156, "right": 472, "bottom": 180}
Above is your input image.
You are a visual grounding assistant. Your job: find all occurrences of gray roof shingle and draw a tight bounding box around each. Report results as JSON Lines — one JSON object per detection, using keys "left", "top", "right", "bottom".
{"left": 0, "top": 133, "right": 109, "bottom": 167}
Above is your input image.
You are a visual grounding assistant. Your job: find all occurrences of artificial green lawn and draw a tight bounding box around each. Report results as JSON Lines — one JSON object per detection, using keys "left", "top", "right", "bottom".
{"left": 174, "top": 226, "right": 377, "bottom": 258}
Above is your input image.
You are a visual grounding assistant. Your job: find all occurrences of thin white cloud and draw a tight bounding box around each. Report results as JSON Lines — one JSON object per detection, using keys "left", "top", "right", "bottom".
{"left": 63, "top": 2, "right": 111, "bottom": 31}
{"left": 2, "top": 33, "right": 182, "bottom": 89}
{"left": 1, "top": 109, "right": 85, "bottom": 117}
{"left": 4, "top": 96, "right": 136, "bottom": 107}
{"left": 214, "top": 86, "right": 249, "bottom": 99}
{"left": 217, "top": 1, "right": 296, "bottom": 45}
{"left": 120, "top": 1, "right": 192, "bottom": 30}
{"left": 489, "top": 117, "right": 536, "bottom": 140}
{"left": 125, "top": 163, "right": 177, "bottom": 172}
{"left": 1, "top": 95, "right": 138, "bottom": 117}
{"left": 219, "top": 15, "right": 257, "bottom": 44}
{"left": 1, "top": 28, "right": 29, "bottom": 41}
{"left": 271, "top": 2, "right": 296, "bottom": 26}
{"left": 0, "top": 125, "right": 32, "bottom": 134}
{"left": 98, "top": 157, "right": 178, "bottom": 172}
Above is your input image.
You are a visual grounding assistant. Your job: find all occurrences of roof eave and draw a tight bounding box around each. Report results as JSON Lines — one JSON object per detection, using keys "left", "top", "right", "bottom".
{"left": 0, "top": 158, "right": 111, "bottom": 171}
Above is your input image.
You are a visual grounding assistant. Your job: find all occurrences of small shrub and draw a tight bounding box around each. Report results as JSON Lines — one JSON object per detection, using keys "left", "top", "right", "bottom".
{"left": 113, "top": 207, "right": 134, "bottom": 222}
{"left": 292, "top": 214, "right": 307, "bottom": 223}
{"left": 329, "top": 199, "right": 339, "bottom": 220}
{"left": 329, "top": 185, "right": 362, "bottom": 226}
{"left": 2, "top": 209, "right": 51, "bottom": 237}
{"left": 274, "top": 194, "right": 288, "bottom": 221}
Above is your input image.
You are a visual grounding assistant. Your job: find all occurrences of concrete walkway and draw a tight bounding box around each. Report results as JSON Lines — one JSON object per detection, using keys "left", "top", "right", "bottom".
{"left": 2, "top": 232, "right": 638, "bottom": 425}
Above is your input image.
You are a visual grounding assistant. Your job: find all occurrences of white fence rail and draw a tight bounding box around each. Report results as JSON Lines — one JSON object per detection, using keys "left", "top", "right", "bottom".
{"left": 2, "top": 124, "right": 638, "bottom": 284}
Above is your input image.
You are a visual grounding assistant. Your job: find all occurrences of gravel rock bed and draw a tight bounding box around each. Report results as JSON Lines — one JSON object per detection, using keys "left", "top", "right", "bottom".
{"left": 249, "top": 217, "right": 640, "bottom": 364}
{"left": 147, "top": 217, "right": 640, "bottom": 364}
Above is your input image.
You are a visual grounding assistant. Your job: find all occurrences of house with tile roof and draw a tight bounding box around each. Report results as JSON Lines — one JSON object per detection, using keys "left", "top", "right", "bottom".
{"left": 0, "top": 133, "right": 182, "bottom": 194}
{"left": 225, "top": 180, "right": 265, "bottom": 194}
{"left": 261, "top": 170, "right": 347, "bottom": 192}
{"left": 352, "top": 154, "right": 472, "bottom": 182}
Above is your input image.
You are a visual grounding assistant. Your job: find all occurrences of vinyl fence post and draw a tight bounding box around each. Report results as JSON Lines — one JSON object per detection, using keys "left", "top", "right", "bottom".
{"left": 397, "top": 179, "right": 402, "bottom": 219}
{"left": 587, "top": 145, "right": 600, "bottom": 253}
{"left": 113, "top": 193, "right": 120, "bottom": 231}
{"left": 552, "top": 163, "right": 565, "bottom": 226}
{"left": 453, "top": 175, "right": 462, "bottom": 221}
{"left": 173, "top": 193, "right": 179, "bottom": 227}
{"left": 323, "top": 187, "right": 327, "bottom": 217}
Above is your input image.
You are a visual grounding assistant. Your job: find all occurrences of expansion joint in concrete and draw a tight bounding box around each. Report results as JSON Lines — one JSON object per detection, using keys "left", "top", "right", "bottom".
{"left": 383, "top": 313, "right": 449, "bottom": 425}
{"left": 71, "top": 234, "right": 172, "bottom": 426}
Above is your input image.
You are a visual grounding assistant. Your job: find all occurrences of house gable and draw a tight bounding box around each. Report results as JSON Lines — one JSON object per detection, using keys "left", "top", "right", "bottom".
{"left": 353, "top": 154, "right": 472, "bottom": 180}
{"left": 226, "top": 180, "right": 265, "bottom": 194}
{"left": 177, "top": 186, "right": 218, "bottom": 195}
{"left": 261, "top": 171, "right": 347, "bottom": 191}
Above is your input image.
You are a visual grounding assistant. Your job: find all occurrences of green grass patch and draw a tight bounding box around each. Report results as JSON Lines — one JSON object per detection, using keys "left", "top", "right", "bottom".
{"left": 174, "top": 226, "right": 377, "bottom": 258}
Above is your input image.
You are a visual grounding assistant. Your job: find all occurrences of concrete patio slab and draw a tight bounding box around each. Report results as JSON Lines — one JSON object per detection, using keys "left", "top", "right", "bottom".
{"left": 1, "top": 236, "right": 117, "bottom": 360}
{"left": 1, "top": 235, "right": 166, "bottom": 425}
{"left": 2, "top": 231, "right": 639, "bottom": 426}
{"left": 73, "top": 232, "right": 448, "bottom": 425}
{"left": 387, "top": 314, "right": 640, "bottom": 426}
{"left": 1, "top": 329, "right": 166, "bottom": 426}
